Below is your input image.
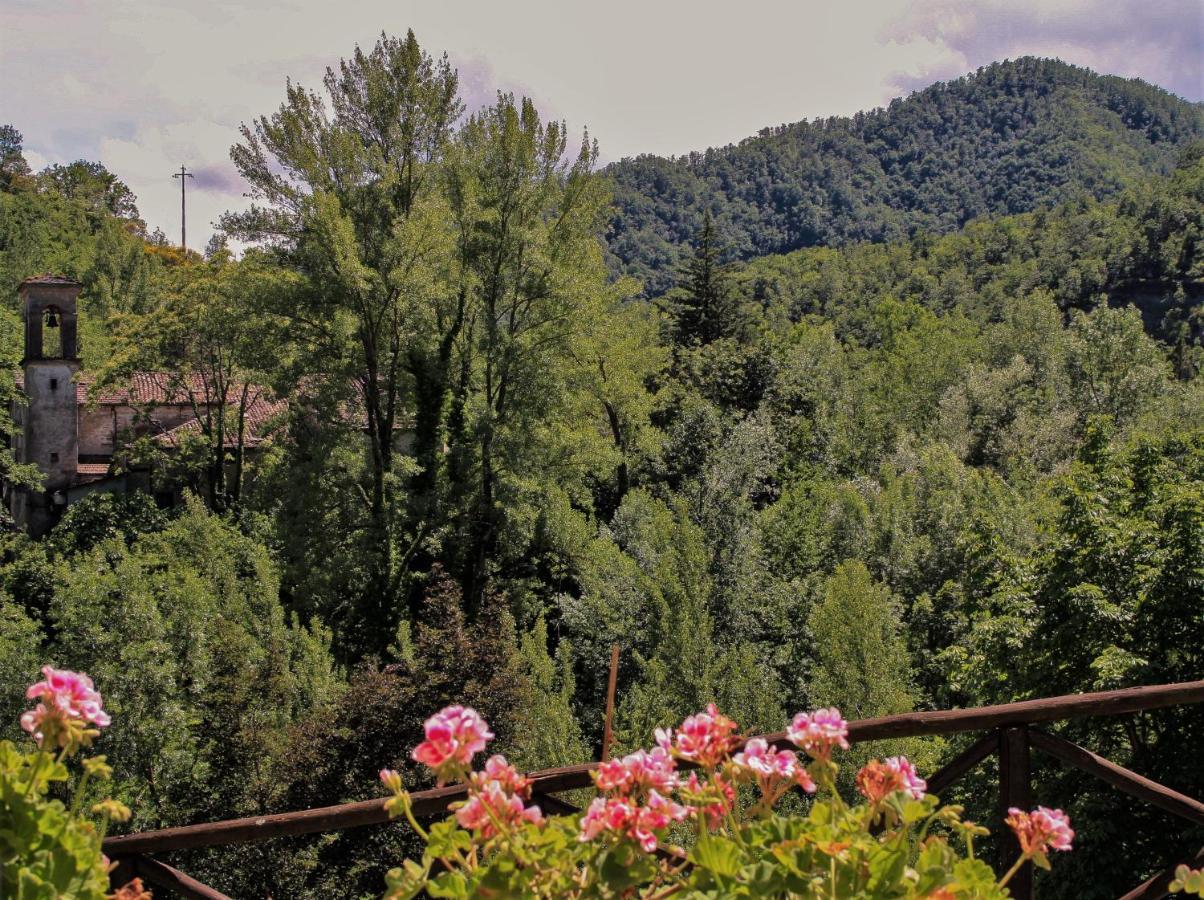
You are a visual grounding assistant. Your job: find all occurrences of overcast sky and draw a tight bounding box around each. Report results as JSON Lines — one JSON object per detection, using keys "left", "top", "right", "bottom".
{"left": 2, "top": 0, "right": 1201, "bottom": 250}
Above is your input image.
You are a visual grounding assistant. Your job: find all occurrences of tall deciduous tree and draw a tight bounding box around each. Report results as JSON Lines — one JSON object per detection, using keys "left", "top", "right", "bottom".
{"left": 223, "top": 31, "right": 462, "bottom": 646}
{"left": 445, "top": 95, "right": 613, "bottom": 610}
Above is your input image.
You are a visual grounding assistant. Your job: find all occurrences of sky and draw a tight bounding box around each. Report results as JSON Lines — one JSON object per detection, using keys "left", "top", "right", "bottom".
{"left": 2, "top": 0, "right": 1201, "bottom": 251}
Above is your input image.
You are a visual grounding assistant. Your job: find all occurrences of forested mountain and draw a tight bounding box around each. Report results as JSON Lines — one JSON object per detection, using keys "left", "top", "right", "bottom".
{"left": 606, "top": 57, "right": 1204, "bottom": 294}
{"left": 1, "top": 37, "right": 1203, "bottom": 899}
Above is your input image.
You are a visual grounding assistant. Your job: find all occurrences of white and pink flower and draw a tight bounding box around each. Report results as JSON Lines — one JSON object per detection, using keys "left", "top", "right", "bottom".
{"left": 21, "top": 666, "right": 110, "bottom": 749}
{"left": 1006, "top": 806, "right": 1074, "bottom": 856}
{"left": 855, "top": 755, "right": 927, "bottom": 803}
{"left": 456, "top": 780, "right": 543, "bottom": 837}
{"left": 786, "top": 707, "right": 849, "bottom": 761}
{"left": 579, "top": 790, "right": 689, "bottom": 852}
{"left": 655, "top": 704, "right": 740, "bottom": 769}
{"left": 732, "top": 737, "right": 816, "bottom": 800}
{"left": 411, "top": 705, "right": 493, "bottom": 784}
{"left": 594, "top": 746, "right": 678, "bottom": 796}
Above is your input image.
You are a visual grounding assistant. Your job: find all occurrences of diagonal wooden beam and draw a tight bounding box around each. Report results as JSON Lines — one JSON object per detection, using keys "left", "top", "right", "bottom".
{"left": 1029, "top": 729, "right": 1204, "bottom": 826}
{"left": 1117, "top": 845, "right": 1204, "bottom": 900}
{"left": 927, "top": 731, "right": 1000, "bottom": 797}
{"left": 132, "top": 856, "right": 233, "bottom": 900}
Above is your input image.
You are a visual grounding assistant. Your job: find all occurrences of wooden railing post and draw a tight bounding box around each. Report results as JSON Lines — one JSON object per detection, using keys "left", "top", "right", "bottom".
{"left": 108, "top": 855, "right": 139, "bottom": 893}
{"left": 999, "top": 726, "right": 1034, "bottom": 899}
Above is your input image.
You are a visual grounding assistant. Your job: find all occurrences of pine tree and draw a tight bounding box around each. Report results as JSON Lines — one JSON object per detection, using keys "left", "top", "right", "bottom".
{"left": 665, "top": 212, "right": 745, "bottom": 347}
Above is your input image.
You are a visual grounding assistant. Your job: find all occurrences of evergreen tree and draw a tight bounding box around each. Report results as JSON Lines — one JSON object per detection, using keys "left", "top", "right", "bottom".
{"left": 664, "top": 212, "right": 745, "bottom": 347}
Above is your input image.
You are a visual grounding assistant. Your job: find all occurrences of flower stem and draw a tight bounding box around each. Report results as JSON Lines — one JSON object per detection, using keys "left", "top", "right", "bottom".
{"left": 998, "top": 854, "right": 1029, "bottom": 888}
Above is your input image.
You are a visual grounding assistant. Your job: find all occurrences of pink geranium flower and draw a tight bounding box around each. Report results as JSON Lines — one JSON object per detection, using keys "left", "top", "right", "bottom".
{"left": 471, "top": 755, "right": 533, "bottom": 798}
{"left": 455, "top": 780, "right": 543, "bottom": 838}
{"left": 855, "top": 755, "right": 927, "bottom": 803}
{"left": 883, "top": 756, "right": 926, "bottom": 799}
{"left": 786, "top": 707, "right": 849, "bottom": 761}
{"left": 732, "top": 737, "right": 816, "bottom": 803}
{"left": 1006, "top": 806, "right": 1074, "bottom": 856}
{"left": 21, "top": 666, "right": 110, "bottom": 749}
{"left": 411, "top": 705, "right": 493, "bottom": 784}
{"left": 681, "top": 771, "right": 736, "bottom": 829}
{"left": 579, "top": 790, "right": 689, "bottom": 852}
{"left": 655, "top": 704, "right": 740, "bottom": 769}
{"left": 594, "top": 746, "right": 678, "bottom": 796}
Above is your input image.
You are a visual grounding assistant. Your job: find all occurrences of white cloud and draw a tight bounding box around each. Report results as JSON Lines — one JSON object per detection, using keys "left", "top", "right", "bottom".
{"left": 881, "top": 0, "right": 1204, "bottom": 99}
{"left": 2, "top": 0, "right": 1198, "bottom": 250}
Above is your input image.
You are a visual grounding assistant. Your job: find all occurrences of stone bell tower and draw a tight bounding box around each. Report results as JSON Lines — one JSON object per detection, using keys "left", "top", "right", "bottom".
{"left": 12, "top": 275, "right": 81, "bottom": 536}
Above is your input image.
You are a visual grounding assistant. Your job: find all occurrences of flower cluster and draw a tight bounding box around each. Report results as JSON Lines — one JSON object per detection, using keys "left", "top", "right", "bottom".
{"left": 856, "top": 755, "right": 928, "bottom": 804}
{"left": 8, "top": 666, "right": 130, "bottom": 900}
{"left": 786, "top": 707, "right": 849, "bottom": 761}
{"left": 1005, "top": 806, "right": 1074, "bottom": 856}
{"left": 457, "top": 755, "right": 543, "bottom": 838}
{"left": 585, "top": 744, "right": 688, "bottom": 849}
{"left": 579, "top": 790, "right": 690, "bottom": 853}
{"left": 679, "top": 770, "right": 736, "bottom": 829}
{"left": 732, "top": 737, "right": 815, "bottom": 806}
{"left": 1170, "top": 865, "right": 1204, "bottom": 895}
{"left": 20, "top": 665, "right": 111, "bottom": 751}
{"left": 383, "top": 700, "right": 1076, "bottom": 899}
{"left": 594, "top": 746, "right": 678, "bottom": 795}
{"left": 655, "top": 703, "right": 739, "bottom": 768}
{"left": 410, "top": 705, "right": 493, "bottom": 785}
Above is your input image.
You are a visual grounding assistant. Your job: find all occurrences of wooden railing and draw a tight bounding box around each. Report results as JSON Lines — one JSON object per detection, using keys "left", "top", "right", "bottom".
{"left": 104, "top": 679, "right": 1204, "bottom": 899}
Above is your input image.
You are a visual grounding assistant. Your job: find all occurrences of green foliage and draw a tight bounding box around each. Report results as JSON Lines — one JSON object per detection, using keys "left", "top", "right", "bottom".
{"left": 608, "top": 58, "right": 1204, "bottom": 294}
{"left": 808, "top": 561, "right": 912, "bottom": 720}
{"left": 0, "top": 742, "right": 114, "bottom": 899}
{"left": 0, "top": 498, "right": 337, "bottom": 842}
{"left": 3, "top": 35, "right": 1203, "bottom": 900}
{"left": 662, "top": 212, "right": 747, "bottom": 347}
{"left": 45, "top": 491, "right": 169, "bottom": 557}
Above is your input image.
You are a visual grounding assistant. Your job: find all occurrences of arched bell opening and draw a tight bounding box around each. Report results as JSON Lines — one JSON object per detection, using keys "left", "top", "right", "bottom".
{"left": 41, "top": 305, "right": 64, "bottom": 359}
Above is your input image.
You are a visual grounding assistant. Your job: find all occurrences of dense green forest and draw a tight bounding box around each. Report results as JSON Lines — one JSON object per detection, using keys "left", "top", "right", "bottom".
{"left": 0, "top": 36, "right": 1202, "bottom": 898}
{"left": 606, "top": 57, "right": 1204, "bottom": 294}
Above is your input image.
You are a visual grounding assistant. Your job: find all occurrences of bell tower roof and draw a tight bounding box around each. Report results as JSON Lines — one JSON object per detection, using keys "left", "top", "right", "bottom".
{"left": 20, "top": 274, "right": 82, "bottom": 287}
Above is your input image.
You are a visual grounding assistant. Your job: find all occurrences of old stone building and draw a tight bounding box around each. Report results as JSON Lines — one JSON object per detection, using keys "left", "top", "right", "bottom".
{"left": 8, "top": 275, "right": 283, "bottom": 536}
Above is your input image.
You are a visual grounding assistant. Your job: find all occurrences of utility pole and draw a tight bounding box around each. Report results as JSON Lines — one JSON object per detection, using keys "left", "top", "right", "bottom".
{"left": 172, "top": 165, "right": 194, "bottom": 250}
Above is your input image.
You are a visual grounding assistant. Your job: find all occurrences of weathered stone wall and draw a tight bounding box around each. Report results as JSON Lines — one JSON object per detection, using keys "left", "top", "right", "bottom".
{"left": 22, "top": 361, "right": 80, "bottom": 490}
{"left": 78, "top": 403, "right": 208, "bottom": 457}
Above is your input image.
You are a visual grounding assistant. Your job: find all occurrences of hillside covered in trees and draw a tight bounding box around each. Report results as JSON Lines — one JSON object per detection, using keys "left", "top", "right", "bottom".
{"left": 0, "top": 36, "right": 1202, "bottom": 899}
{"left": 606, "top": 57, "right": 1204, "bottom": 294}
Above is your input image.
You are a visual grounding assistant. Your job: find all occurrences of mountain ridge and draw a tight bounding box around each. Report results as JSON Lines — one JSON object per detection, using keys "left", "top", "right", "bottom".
{"left": 605, "top": 57, "right": 1204, "bottom": 295}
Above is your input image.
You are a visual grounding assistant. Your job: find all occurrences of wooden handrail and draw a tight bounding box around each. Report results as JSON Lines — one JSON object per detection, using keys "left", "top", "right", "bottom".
{"left": 1029, "top": 729, "right": 1204, "bottom": 827}
{"left": 926, "top": 731, "right": 999, "bottom": 797}
{"left": 764, "top": 680, "right": 1204, "bottom": 746}
{"left": 102, "top": 679, "right": 1204, "bottom": 859}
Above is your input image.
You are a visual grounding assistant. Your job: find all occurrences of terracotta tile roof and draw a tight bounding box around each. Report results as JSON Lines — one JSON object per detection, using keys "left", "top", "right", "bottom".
{"left": 76, "top": 463, "right": 111, "bottom": 476}
{"left": 15, "top": 372, "right": 239, "bottom": 406}
{"left": 78, "top": 372, "right": 213, "bottom": 405}
{"left": 151, "top": 396, "right": 288, "bottom": 447}
{"left": 15, "top": 370, "right": 288, "bottom": 450}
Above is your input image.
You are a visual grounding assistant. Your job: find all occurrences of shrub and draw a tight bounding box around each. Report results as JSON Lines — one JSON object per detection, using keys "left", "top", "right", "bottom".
{"left": 379, "top": 703, "right": 1073, "bottom": 898}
